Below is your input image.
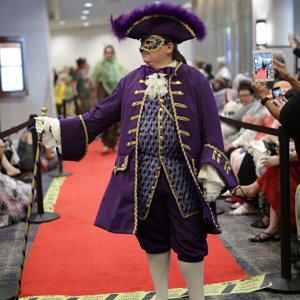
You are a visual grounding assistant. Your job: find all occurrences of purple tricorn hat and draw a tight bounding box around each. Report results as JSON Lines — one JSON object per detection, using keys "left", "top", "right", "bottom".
{"left": 110, "top": 2, "right": 207, "bottom": 44}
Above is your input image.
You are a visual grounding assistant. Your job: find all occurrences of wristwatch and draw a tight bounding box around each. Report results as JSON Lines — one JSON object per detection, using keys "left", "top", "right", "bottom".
{"left": 260, "top": 97, "right": 270, "bottom": 106}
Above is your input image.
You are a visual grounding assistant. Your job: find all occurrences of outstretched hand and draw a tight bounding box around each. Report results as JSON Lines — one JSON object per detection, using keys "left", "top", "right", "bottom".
{"left": 251, "top": 76, "right": 267, "bottom": 100}
{"left": 273, "top": 58, "right": 289, "bottom": 80}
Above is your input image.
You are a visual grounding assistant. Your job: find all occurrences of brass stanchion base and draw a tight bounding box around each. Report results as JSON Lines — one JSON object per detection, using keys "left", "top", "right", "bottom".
{"left": 30, "top": 212, "right": 60, "bottom": 223}
{"left": 266, "top": 272, "right": 300, "bottom": 293}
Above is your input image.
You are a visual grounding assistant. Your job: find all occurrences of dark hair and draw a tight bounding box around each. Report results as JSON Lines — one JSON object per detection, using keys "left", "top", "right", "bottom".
{"left": 104, "top": 45, "right": 115, "bottom": 55}
{"left": 76, "top": 57, "right": 86, "bottom": 67}
{"left": 204, "top": 63, "right": 212, "bottom": 74}
{"left": 238, "top": 80, "right": 255, "bottom": 95}
{"left": 172, "top": 47, "right": 187, "bottom": 64}
{"left": 160, "top": 35, "right": 187, "bottom": 64}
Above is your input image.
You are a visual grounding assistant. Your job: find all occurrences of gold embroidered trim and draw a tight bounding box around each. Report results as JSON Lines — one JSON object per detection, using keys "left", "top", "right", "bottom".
{"left": 133, "top": 92, "right": 147, "bottom": 233}
{"left": 175, "top": 62, "right": 182, "bottom": 72}
{"left": 204, "top": 144, "right": 239, "bottom": 182}
{"left": 113, "top": 156, "right": 129, "bottom": 174}
{"left": 176, "top": 116, "right": 190, "bottom": 122}
{"left": 131, "top": 101, "right": 143, "bottom": 107}
{"left": 171, "top": 80, "right": 182, "bottom": 85}
{"left": 191, "top": 159, "right": 198, "bottom": 175}
{"left": 179, "top": 130, "right": 190, "bottom": 136}
{"left": 171, "top": 91, "right": 184, "bottom": 96}
{"left": 139, "top": 169, "right": 161, "bottom": 220}
{"left": 78, "top": 114, "right": 88, "bottom": 158}
{"left": 182, "top": 144, "right": 191, "bottom": 151}
{"left": 134, "top": 90, "right": 145, "bottom": 95}
{"left": 174, "top": 102, "right": 187, "bottom": 109}
{"left": 128, "top": 128, "right": 137, "bottom": 135}
{"left": 126, "top": 141, "right": 137, "bottom": 147}
{"left": 126, "top": 15, "right": 196, "bottom": 38}
{"left": 168, "top": 77, "right": 222, "bottom": 231}
{"left": 130, "top": 115, "right": 139, "bottom": 121}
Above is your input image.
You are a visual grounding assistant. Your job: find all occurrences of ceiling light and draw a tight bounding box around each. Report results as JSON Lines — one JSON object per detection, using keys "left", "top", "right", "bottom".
{"left": 80, "top": 15, "right": 88, "bottom": 20}
{"left": 84, "top": 2, "right": 93, "bottom": 8}
{"left": 59, "top": 20, "right": 65, "bottom": 25}
{"left": 82, "top": 10, "right": 90, "bottom": 15}
{"left": 83, "top": 22, "right": 90, "bottom": 27}
{"left": 256, "top": 20, "right": 267, "bottom": 45}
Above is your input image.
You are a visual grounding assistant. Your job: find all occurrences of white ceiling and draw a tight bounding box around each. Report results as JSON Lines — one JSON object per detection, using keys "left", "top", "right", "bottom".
{"left": 48, "top": 0, "right": 192, "bottom": 30}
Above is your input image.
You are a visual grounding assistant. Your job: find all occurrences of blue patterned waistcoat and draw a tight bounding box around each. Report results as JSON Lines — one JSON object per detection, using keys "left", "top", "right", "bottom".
{"left": 137, "top": 92, "right": 201, "bottom": 220}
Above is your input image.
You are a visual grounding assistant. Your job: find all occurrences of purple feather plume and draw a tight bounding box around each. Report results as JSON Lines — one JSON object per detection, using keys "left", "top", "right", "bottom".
{"left": 110, "top": 2, "right": 206, "bottom": 41}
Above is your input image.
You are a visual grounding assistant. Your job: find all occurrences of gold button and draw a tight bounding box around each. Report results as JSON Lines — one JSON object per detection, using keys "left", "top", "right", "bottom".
{"left": 159, "top": 126, "right": 163, "bottom": 129}
{"left": 160, "top": 155, "right": 164, "bottom": 159}
{"left": 159, "top": 116, "right": 163, "bottom": 120}
{"left": 159, "top": 136, "right": 164, "bottom": 140}
{"left": 121, "top": 164, "right": 125, "bottom": 167}
{"left": 160, "top": 146, "right": 164, "bottom": 150}
{"left": 159, "top": 107, "right": 163, "bottom": 112}
{"left": 146, "top": 203, "right": 151, "bottom": 208}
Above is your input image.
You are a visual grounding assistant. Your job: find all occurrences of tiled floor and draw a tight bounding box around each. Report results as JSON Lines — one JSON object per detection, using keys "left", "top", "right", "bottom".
{"left": 1, "top": 173, "right": 300, "bottom": 299}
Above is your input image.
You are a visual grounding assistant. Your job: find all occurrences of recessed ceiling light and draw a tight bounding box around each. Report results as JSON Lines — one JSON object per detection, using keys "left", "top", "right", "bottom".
{"left": 84, "top": 2, "right": 93, "bottom": 8}
{"left": 82, "top": 10, "right": 90, "bottom": 15}
{"left": 80, "top": 15, "right": 88, "bottom": 20}
{"left": 83, "top": 22, "right": 90, "bottom": 27}
{"left": 59, "top": 20, "right": 65, "bottom": 25}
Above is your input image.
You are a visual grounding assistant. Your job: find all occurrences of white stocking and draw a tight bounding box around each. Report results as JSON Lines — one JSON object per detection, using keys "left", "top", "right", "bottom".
{"left": 179, "top": 260, "right": 205, "bottom": 300}
{"left": 147, "top": 251, "right": 171, "bottom": 300}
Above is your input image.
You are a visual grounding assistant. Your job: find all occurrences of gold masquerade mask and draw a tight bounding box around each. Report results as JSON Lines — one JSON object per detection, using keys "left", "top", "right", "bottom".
{"left": 140, "top": 35, "right": 165, "bottom": 52}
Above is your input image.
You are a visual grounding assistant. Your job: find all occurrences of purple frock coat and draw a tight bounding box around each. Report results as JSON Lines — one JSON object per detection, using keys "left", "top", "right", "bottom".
{"left": 59, "top": 62, "right": 238, "bottom": 235}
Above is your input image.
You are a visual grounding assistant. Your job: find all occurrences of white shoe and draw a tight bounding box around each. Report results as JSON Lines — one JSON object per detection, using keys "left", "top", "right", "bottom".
{"left": 229, "top": 204, "right": 255, "bottom": 215}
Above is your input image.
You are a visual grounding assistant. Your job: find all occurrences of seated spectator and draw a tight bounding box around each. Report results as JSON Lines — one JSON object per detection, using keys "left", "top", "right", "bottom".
{"left": 230, "top": 144, "right": 298, "bottom": 242}
{"left": 215, "top": 56, "right": 231, "bottom": 81}
{"left": 18, "top": 130, "right": 59, "bottom": 172}
{"left": 0, "top": 147, "right": 21, "bottom": 177}
{"left": 0, "top": 172, "right": 31, "bottom": 227}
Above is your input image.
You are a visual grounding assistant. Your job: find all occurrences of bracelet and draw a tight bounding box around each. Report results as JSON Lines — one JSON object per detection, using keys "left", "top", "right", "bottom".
{"left": 260, "top": 97, "right": 270, "bottom": 106}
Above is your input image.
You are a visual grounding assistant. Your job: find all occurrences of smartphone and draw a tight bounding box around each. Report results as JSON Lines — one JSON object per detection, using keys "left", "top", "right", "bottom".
{"left": 272, "top": 87, "right": 282, "bottom": 98}
{"left": 272, "top": 87, "right": 286, "bottom": 107}
{"left": 253, "top": 50, "right": 274, "bottom": 81}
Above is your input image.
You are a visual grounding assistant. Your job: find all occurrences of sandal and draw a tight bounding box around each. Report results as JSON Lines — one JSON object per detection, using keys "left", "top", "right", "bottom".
{"left": 248, "top": 232, "right": 280, "bottom": 242}
{"left": 230, "top": 185, "right": 256, "bottom": 203}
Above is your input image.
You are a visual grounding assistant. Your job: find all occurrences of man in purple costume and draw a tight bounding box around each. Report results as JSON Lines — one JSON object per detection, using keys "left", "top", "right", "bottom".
{"left": 36, "top": 3, "right": 237, "bottom": 299}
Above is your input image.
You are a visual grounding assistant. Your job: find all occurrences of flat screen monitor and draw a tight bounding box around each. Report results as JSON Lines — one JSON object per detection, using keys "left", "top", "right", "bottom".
{"left": 0, "top": 37, "right": 27, "bottom": 97}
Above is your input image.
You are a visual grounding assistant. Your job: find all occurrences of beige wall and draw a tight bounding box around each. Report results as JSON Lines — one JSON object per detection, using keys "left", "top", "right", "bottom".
{"left": 0, "top": 0, "right": 54, "bottom": 131}
{"left": 50, "top": 24, "right": 193, "bottom": 74}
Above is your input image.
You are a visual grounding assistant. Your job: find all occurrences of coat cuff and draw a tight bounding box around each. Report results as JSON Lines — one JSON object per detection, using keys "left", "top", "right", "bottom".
{"left": 200, "top": 144, "right": 238, "bottom": 191}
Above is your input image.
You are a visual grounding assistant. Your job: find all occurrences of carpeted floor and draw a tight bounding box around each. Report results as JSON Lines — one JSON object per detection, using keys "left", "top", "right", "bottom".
{"left": 1, "top": 141, "right": 300, "bottom": 299}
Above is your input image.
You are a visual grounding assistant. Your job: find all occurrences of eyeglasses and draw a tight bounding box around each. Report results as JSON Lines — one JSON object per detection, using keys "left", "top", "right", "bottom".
{"left": 238, "top": 93, "right": 251, "bottom": 98}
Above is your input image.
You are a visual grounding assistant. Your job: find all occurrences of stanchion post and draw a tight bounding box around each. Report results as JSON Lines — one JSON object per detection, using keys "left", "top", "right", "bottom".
{"left": 279, "top": 126, "right": 291, "bottom": 278}
{"left": 29, "top": 109, "right": 60, "bottom": 223}
{"left": 31, "top": 119, "right": 44, "bottom": 215}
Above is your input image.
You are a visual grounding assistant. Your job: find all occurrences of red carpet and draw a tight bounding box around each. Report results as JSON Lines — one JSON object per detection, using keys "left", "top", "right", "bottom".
{"left": 20, "top": 142, "right": 246, "bottom": 297}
